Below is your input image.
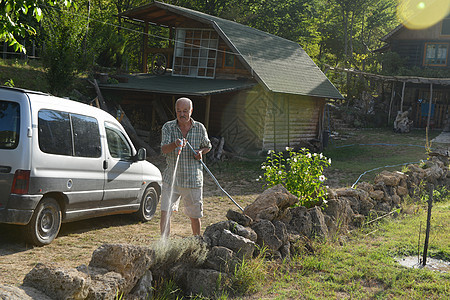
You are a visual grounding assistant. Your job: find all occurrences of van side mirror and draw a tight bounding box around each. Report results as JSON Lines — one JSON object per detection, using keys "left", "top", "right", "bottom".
{"left": 134, "top": 148, "right": 147, "bottom": 162}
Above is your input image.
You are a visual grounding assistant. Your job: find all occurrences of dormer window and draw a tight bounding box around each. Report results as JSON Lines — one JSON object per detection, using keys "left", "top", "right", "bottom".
{"left": 423, "top": 43, "right": 448, "bottom": 66}
{"left": 172, "top": 28, "right": 218, "bottom": 78}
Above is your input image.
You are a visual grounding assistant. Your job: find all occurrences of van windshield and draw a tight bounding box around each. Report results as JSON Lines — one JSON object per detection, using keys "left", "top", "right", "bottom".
{"left": 0, "top": 100, "right": 20, "bottom": 149}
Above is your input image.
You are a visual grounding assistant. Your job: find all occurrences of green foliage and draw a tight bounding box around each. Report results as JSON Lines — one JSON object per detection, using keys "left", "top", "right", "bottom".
{"left": 259, "top": 147, "right": 331, "bottom": 207}
{"left": 229, "top": 246, "right": 268, "bottom": 295}
{"left": 152, "top": 278, "right": 183, "bottom": 300}
{"left": 0, "top": 0, "right": 73, "bottom": 52}
{"left": 41, "top": 4, "right": 85, "bottom": 95}
{"left": 3, "top": 79, "right": 14, "bottom": 87}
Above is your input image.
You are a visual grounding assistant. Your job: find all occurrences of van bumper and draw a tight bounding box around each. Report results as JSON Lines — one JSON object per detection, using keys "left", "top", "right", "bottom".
{"left": 0, "top": 194, "right": 43, "bottom": 225}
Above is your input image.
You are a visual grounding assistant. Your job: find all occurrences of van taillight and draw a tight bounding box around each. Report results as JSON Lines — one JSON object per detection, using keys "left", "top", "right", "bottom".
{"left": 11, "top": 170, "right": 30, "bottom": 194}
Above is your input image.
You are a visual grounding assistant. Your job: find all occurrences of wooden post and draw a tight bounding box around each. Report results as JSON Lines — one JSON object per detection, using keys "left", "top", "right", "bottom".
{"left": 388, "top": 82, "right": 395, "bottom": 124}
{"left": 205, "top": 95, "right": 211, "bottom": 130}
{"left": 423, "top": 184, "right": 433, "bottom": 266}
{"left": 142, "top": 22, "right": 149, "bottom": 73}
{"left": 426, "top": 83, "right": 433, "bottom": 131}
{"left": 400, "top": 81, "right": 406, "bottom": 112}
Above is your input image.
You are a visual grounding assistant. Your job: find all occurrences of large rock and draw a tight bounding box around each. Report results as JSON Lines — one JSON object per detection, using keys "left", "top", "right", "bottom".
{"left": 203, "top": 246, "right": 240, "bottom": 273}
{"left": 218, "top": 229, "right": 256, "bottom": 259}
{"left": 76, "top": 264, "right": 125, "bottom": 300}
{"left": 244, "top": 184, "right": 298, "bottom": 221}
{"left": 23, "top": 263, "right": 91, "bottom": 299}
{"left": 356, "top": 182, "right": 374, "bottom": 193}
{"left": 171, "top": 264, "right": 227, "bottom": 298}
{"left": 251, "top": 219, "right": 283, "bottom": 254}
{"left": 393, "top": 110, "right": 413, "bottom": 133}
{"left": 226, "top": 209, "right": 253, "bottom": 227}
{"left": 335, "top": 188, "right": 369, "bottom": 201}
{"left": 130, "top": 270, "right": 153, "bottom": 300}
{"left": 308, "top": 206, "right": 329, "bottom": 238}
{"left": 287, "top": 206, "right": 312, "bottom": 237}
{"left": 322, "top": 198, "right": 353, "bottom": 230}
{"left": 203, "top": 220, "right": 256, "bottom": 259}
{"left": 374, "top": 170, "right": 402, "bottom": 186}
{"left": 204, "top": 220, "right": 257, "bottom": 243}
{"left": 88, "top": 244, "right": 154, "bottom": 295}
{"left": 0, "top": 284, "right": 52, "bottom": 300}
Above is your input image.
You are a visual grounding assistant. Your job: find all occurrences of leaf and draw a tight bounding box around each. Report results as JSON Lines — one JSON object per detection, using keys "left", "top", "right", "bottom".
{"left": 34, "top": 7, "right": 43, "bottom": 22}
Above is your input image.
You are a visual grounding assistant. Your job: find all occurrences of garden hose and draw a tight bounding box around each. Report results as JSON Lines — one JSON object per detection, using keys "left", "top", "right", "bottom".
{"left": 185, "top": 140, "right": 245, "bottom": 212}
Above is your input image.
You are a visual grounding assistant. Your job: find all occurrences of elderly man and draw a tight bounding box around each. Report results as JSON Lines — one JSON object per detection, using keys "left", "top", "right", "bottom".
{"left": 160, "top": 97, "right": 211, "bottom": 237}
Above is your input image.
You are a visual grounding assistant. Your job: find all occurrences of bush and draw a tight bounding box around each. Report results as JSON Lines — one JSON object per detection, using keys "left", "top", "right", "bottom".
{"left": 258, "top": 148, "right": 331, "bottom": 207}
{"left": 41, "top": 7, "right": 85, "bottom": 95}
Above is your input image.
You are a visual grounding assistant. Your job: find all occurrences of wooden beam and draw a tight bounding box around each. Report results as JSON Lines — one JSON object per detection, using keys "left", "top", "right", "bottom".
{"left": 400, "top": 81, "right": 406, "bottom": 112}
{"left": 388, "top": 82, "right": 395, "bottom": 124}
{"left": 427, "top": 83, "right": 433, "bottom": 130}
{"left": 205, "top": 95, "right": 211, "bottom": 130}
{"left": 324, "top": 64, "right": 450, "bottom": 86}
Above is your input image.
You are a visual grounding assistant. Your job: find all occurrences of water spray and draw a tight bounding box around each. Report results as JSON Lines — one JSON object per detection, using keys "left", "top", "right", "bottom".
{"left": 185, "top": 140, "right": 244, "bottom": 212}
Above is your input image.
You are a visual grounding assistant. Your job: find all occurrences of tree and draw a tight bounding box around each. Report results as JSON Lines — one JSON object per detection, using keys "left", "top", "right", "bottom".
{"left": 0, "top": 0, "right": 73, "bottom": 52}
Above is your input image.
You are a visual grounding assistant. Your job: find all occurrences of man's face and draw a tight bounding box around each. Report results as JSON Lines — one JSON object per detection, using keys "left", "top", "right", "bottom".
{"left": 176, "top": 100, "right": 192, "bottom": 125}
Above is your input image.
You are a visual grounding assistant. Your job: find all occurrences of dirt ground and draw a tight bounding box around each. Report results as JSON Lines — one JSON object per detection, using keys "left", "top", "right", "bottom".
{"left": 0, "top": 155, "right": 267, "bottom": 287}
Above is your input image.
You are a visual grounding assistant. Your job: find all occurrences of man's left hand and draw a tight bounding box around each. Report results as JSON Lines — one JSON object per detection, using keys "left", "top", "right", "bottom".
{"left": 194, "top": 150, "right": 202, "bottom": 161}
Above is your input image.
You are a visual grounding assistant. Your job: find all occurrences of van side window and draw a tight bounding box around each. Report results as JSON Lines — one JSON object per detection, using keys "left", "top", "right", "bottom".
{"left": 38, "top": 110, "right": 72, "bottom": 155}
{"left": 0, "top": 100, "right": 20, "bottom": 149}
{"left": 38, "top": 110, "right": 101, "bottom": 158}
{"left": 105, "top": 126, "right": 131, "bottom": 160}
{"left": 72, "top": 114, "right": 101, "bottom": 158}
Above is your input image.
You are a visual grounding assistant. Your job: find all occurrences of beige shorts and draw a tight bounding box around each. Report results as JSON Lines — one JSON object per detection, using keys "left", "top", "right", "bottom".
{"left": 160, "top": 184, "right": 203, "bottom": 218}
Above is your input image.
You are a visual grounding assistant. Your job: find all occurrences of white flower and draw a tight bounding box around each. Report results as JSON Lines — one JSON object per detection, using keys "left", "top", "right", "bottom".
{"left": 323, "top": 199, "right": 328, "bottom": 204}
{"left": 328, "top": 158, "right": 332, "bottom": 164}
{"left": 319, "top": 153, "right": 323, "bottom": 159}
{"left": 313, "top": 153, "right": 317, "bottom": 156}
{"left": 278, "top": 171, "right": 282, "bottom": 175}
{"left": 261, "top": 165, "right": 266, "bottom": 169}
{"left": 285, "top": 147, "right": 292, "bottom": 151}
{"left": 306, "top": 153, "right": 312, "bottom": 158}
{"left": 268, "top": 150, "right": 274, "bottom": 154}
{"left": 319, "top": 175, "right": 326, "bottom": 182}
{"left": 293, "top": 158, "right": 298, "bottom": 163}
{"left": 256, "top": 178, "right": 260, "bottom": 181}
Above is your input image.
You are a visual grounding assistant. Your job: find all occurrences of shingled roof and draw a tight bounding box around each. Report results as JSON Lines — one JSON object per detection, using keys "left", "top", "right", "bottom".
{"left": 121, "top": 1, "right": 343, "bottom": 99}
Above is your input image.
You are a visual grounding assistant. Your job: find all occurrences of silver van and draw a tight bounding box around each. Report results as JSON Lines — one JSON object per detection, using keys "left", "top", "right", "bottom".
{"left": 0, "top": 87, "right": 162, "bottom": 245}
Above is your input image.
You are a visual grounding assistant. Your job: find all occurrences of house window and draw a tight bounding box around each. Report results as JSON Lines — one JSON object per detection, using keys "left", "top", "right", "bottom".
{"left": 172, "top": 28, "right": 218, "bottom": 78}
{"left": 223, "top": 52, "right": 235, "bottom": 68}
{"left": 423, "top": 43, "right": 448, "bottom": 66}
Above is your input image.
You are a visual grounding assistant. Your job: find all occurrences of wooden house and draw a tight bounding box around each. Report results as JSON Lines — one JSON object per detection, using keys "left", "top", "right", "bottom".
{"left": 99, "top": 1, "right": 342, "bottom": 154}
{"left": 378, "top": 15, "right": 450, "bottom": 129}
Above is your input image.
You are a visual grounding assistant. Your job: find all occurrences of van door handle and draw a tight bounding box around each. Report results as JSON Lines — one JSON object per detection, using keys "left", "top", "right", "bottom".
{"left": 103, "top": 160, "right": 108, "bottom": 170}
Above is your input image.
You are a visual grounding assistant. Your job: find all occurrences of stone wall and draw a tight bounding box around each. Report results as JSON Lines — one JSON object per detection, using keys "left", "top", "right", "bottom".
{"left": 1, "top": 151, "right": 448, "bottom": 299}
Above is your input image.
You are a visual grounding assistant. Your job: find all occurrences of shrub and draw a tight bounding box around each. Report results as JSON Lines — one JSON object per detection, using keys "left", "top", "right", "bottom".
{"left": 259, "top": 147, "right": 331, "bottom": 207}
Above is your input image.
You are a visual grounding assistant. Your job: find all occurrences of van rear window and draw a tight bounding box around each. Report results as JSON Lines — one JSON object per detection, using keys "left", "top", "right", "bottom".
{"left": 0, "top": 100, "right": 20, "bottom": 149}
{"left": 38, "top": 109, "right": 101, "bottom": 158}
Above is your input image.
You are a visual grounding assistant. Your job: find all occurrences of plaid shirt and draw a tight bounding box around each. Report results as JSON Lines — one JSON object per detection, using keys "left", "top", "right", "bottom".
{"left": 161, "top": 119, "right": 212, "bottom": 188}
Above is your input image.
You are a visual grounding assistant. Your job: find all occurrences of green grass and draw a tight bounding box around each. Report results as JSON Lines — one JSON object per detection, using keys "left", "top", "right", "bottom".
{"left": 323, "top": 128, "right": 441, "bottom": 187}
{"left": 245, "top": 199, "right": 450, "bottom": 299}
{"left": 0, "top": 58, "right": 50, "bottom": 92}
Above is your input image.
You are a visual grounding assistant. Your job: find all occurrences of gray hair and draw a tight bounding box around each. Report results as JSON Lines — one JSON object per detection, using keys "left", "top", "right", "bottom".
{"left": 175, "top": 97, "right": 193, "bottom": 110}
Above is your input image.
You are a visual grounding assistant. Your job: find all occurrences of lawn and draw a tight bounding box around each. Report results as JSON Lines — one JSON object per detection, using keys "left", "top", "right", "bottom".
{"left": 323, "top": 128, "right": 441, "bottom": 187}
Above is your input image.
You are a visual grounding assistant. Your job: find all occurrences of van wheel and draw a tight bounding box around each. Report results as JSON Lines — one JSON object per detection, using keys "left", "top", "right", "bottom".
{"left": 136, "top": 186, "right": 159, "bottom": 222}
{"left": 25, "top": 197, "right": 61, "bottom": 246}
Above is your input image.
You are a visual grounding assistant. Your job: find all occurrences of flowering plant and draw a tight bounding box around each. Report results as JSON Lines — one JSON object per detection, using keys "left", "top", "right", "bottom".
{"left": 258, "top": 147, "right": 331, "bottom": 207}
